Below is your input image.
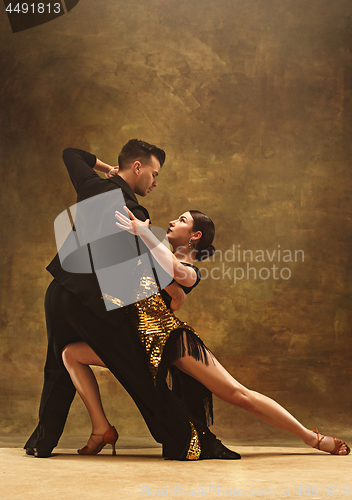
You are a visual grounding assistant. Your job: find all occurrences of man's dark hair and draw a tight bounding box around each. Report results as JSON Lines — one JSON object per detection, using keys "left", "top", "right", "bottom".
{"left": 118, "top": 139, "right": 166, "bottom": 171}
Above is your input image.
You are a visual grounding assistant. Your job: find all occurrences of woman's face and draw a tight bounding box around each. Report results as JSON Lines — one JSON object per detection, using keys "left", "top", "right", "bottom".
{"left": 167, "top": 211, "right": 196, "bottom": 246}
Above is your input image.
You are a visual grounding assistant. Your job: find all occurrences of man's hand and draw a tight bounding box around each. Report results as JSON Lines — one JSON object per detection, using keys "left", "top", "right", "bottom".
{"left": 164, "top": 282, "right": 186, "bottom": 311}
{"left": 105, "top": 166, "right": 119, "bottom": 178}
{"left": 93, "top": 158, "right": 119, "bottom": 177}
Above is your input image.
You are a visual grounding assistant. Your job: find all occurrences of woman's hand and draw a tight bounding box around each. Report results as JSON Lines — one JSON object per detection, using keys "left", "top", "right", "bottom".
{"left": 115, "top": 206, "right": 150, "bottom": 235}
{"left": 116, "top": 207, "right": 196, "bottom": 288}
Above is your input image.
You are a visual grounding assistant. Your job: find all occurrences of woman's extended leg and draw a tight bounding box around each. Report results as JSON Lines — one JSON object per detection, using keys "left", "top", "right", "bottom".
{"left": 173, "top": 340, "right": 349, "bottom": 455}
{"left": 62, "top": 342, "right": 118, "bottom": 453}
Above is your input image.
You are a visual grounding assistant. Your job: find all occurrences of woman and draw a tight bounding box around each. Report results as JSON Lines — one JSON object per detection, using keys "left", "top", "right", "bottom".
{"left": 62, "top": 208, "right": 350, "bottom": 458}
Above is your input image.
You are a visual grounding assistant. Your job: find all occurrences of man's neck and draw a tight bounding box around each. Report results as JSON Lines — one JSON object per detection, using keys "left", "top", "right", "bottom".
{"left": 117, "top": 171, "right": 136, "bottom": 192}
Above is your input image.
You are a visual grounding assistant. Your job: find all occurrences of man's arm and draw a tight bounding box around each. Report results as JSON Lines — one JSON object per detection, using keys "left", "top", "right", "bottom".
{"left": 62, "top": 148, "right": 98, "bottom": 192}
{"left": 62, "top": 148, "right": 118, "bottom": 192}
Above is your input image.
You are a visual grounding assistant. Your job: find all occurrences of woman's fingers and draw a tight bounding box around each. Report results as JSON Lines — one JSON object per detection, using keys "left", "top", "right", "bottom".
{"left": 115, "top": 210, "right": 132, "bottom": 231}
{"left": 115, "top": 220, "right": 135, "bottom": 234}
{"left": 123, "top": 206, "right": 135, "bottom": 219}
{"left": 115, "top": 207, "right": 149, "bottom": 235}
{"left": 115, "top": 211, "right": 130, "bottom": 224}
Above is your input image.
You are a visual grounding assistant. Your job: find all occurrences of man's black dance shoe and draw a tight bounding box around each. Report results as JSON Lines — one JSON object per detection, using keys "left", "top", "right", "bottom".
{"left": 208, "top": 438, "right": 241, "bottom": 460}
{"left": 25, "top": 447, "right": 52, "bottom": 458}
{"left": 199, "top": 430, "right": 241, "bottom": 460}
{"left": 162, "top": 428, "right": 241, "bottom": 461}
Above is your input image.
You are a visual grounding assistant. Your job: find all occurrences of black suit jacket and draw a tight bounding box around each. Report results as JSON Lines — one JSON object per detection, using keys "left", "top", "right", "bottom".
{"left": 46, "top": 148, "right": 151, "bottom": 324}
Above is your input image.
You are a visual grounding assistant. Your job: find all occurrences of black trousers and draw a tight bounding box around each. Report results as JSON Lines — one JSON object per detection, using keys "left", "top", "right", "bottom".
{"left": 25, "top": 280, "right": 192, "bottom": 458}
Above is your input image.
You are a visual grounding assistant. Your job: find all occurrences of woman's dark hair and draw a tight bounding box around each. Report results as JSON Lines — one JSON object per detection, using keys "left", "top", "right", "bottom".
{"left": 118, "top": 139, "right": 166, "bottom": 170}
{"left": 189, "top": 210, "right": 215, "bottom": 261}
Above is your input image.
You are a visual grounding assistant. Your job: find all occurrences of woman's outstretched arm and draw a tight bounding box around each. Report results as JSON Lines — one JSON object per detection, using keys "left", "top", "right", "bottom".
{"left": 115, "top": 207, "right": 198, "bottom": 287}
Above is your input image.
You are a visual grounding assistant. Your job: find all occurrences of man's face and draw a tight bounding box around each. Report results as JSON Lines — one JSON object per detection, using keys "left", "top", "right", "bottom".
{"left": 135, "top": 155, "right": 161, "bottom": 196}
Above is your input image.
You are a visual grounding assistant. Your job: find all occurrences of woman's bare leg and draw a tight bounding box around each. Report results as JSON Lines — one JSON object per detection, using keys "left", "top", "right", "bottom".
{"left": 62, "top": 342, "right": 112, "bottom": 448}
{"left": 173, "top": 342, "right": 348, "bottom": 455}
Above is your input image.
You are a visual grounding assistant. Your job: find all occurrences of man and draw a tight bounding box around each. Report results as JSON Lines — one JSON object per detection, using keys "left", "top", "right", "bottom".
{"left": 25, "top": 140, "right": 240, "bottom": 460}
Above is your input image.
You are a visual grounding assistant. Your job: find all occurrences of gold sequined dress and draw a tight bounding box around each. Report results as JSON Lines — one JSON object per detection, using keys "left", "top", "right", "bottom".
{"left": 127, "top": 263, "right": 214, "bottom": 460}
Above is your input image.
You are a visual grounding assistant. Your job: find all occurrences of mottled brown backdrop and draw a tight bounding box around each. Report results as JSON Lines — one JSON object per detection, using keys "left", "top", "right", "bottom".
{"left": 1, "top": 0, "right": 351, "bottom": 446}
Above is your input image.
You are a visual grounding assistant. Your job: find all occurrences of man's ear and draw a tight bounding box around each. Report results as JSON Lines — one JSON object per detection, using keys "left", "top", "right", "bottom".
{"left": 133, "top": 161, "right": 142, "bottom": 175}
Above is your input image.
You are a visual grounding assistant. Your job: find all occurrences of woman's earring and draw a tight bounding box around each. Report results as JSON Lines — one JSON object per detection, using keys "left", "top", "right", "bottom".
{"left": 189, "top": 239, "right": 196, "bottom": 250}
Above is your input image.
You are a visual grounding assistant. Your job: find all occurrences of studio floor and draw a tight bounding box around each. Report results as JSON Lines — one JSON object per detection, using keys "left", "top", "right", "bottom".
{"left": 1, "top": 438, "right": 351, "bottom": 500}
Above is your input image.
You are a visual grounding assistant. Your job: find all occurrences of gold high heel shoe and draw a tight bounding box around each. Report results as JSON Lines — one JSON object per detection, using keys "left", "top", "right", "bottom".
{"left": 78, "top": 426, "right": 119, "bottom": 456}
{"left": 312, "top": 428, "right": 350, "bottom": 455}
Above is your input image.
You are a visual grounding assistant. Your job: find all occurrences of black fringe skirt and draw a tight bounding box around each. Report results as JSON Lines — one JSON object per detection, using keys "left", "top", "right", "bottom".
{"left": 128, "top": 291, "right": 214, "bottom": 430}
